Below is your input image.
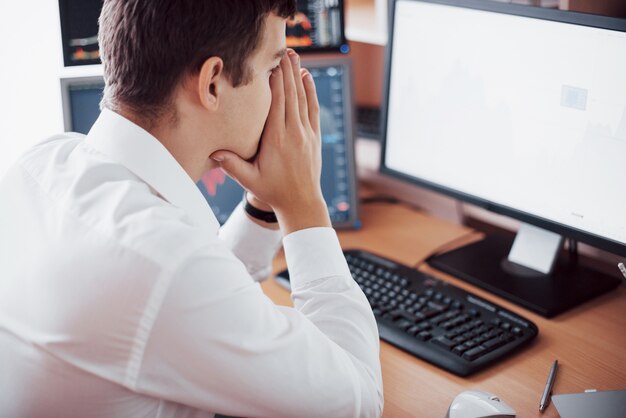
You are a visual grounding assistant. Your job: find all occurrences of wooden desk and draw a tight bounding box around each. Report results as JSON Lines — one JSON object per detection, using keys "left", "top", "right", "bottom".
{"left": 262, "top": 202, "right": 626, "bottom": 417}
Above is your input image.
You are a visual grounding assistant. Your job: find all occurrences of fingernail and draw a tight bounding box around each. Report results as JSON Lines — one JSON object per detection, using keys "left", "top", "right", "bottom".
{"left": 304, "top": 72, "right": 313, "bottom": 82}
{"left": 289, "top": 52, "right": 299, "bottom": 65}
{"left": 211, "top": 154, "right": 224, "bottom": 162}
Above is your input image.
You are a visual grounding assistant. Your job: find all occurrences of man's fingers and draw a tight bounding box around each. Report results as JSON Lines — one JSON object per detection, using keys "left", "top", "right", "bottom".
{"left": 280, "top": 51, "right": 299, "bottom": 125}
{"left": 210, "top": 151, "right": 256, "bottom": 189}
{"left": 266, "top": 65, "right": 285, "bottom": 135}
{"left": 302, "top": 69, "right": 320, "bottom": 136}
{"left": 288, "top": 50, "right": 309, "bottom": 127}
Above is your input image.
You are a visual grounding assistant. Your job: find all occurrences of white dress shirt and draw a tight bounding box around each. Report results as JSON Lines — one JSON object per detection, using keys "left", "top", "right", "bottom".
{"left": 0, "top": 109, "right": 383, "bottom": 418}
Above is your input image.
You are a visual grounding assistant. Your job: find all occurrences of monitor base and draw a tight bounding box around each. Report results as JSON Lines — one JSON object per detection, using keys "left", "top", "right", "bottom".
{"left": 427, "top": 234, "right": 621, "bottom": 318}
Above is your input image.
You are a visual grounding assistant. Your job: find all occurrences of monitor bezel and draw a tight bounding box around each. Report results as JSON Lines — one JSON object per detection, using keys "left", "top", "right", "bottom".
{"left": 379, "top": 0, "right": 626, "bottom": 257}
{"left": 60, "top": 76, "right": 105, "bottom": 133}
{"left": 290, "top": 0, "right": 350, "bottom": 55}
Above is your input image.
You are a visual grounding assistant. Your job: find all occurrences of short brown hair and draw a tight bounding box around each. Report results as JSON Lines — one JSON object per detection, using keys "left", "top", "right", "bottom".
{"left": 98, "top": 0, "right": 295, "bottom": 122}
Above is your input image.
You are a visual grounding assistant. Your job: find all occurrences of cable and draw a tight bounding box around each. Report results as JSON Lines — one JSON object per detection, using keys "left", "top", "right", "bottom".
{"left": 360, "top": 194, "right": 424, "bottom": 212}
{"left": 567, "top": 238, "right": 578, "bottom": 262}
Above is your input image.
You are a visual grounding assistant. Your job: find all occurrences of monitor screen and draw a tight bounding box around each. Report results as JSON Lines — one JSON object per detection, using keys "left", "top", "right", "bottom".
{"left": 58, "top": 0, "right": 103, "bottom": 66}
{"left": 60, "top": 77, "right": 105, "bottom": 134}
{"left": 287, "top": 0, "right": 348, "bottom": 53}
{"left": 382, "top": 0, "right": 626, "bottom": 252}
{"left": 199, "top": 57, "right": 359, "bottom": 227}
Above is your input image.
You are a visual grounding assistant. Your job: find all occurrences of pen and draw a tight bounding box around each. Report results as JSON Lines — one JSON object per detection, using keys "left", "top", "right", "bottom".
{"left": 539, "top": 360, "right": 558, "bottom": 412}
{"left": 619, "top": 263, "right": 626, "bottom": 280}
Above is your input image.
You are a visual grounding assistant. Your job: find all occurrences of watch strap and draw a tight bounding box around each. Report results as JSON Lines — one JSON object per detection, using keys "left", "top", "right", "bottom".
{"left": 243, "top": 194, "right": 278, "bottom": 223}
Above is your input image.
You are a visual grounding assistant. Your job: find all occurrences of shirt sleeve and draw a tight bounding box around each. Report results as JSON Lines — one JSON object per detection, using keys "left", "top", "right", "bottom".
{"left": 134, "top": 227, "right": 383, "bottom": 418}
{"left": 218, "top": 202, "right": 283, "bottom": 282}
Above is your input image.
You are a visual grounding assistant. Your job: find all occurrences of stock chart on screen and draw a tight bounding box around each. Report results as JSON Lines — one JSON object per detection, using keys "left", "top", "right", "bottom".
{"left": 287, "top": 0, "right": 348, "bottom": 53}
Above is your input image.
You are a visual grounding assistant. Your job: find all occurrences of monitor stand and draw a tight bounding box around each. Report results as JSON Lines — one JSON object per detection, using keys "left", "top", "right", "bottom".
{"left": 427, "top": 223, "right": 621, "bottom": 318}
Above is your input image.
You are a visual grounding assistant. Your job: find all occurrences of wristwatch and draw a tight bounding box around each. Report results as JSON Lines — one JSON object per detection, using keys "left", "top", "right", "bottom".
{"left": 243, "top": 193, "right": 278, "bottom": 223}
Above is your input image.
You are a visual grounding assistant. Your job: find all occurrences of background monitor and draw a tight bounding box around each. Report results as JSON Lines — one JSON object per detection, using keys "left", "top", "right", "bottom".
{"left": 199, "top": 56, "right": 360, "bottom": 228}
{"left": 287, "top": 0, "right": 349, "bottom": 53}
{"left": 60, "top": 56, "right": 360, "bottom": 229}
{"left": 58, "top": 0, "right": 103, "bottom": 66}
{"left": 60, "top": 77, "right": 105, "bottom": 134}
{"left": 381, "top": 0, "right": 626, "bottom": 316}
{"left": 58, "top": 0, "right": 348, "bottom": 68}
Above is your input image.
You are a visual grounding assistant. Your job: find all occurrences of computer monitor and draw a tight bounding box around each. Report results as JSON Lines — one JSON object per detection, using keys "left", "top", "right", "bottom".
{"left": 381, "top": 0, "right": 626, "bottom": 317}
{"left": 199, "top": 56, "right": 360, "bottom": 228}
{"left": 60, "top": 56, "right": 360, "bottom": 228}
{"left": 58, "top": 0, "right": 347, "bottom": 68}
{"left": 60, "top": 76, "right": 105, "bottom": 134}
{"left": 287, "top": 0, "right": 349, "bottom": 53}
{"left": 58, "top": 0, "right": 103, "bottom": 66}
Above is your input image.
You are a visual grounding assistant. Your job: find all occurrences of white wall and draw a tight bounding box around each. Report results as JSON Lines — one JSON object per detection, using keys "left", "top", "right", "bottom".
{"left": 0, "top": 0, "right": 102, "bottom": 178}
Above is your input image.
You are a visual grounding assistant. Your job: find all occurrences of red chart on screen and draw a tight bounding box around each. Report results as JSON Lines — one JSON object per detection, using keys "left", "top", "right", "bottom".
{"left": 201, "top": 169, "right": 226, "bottom": 197}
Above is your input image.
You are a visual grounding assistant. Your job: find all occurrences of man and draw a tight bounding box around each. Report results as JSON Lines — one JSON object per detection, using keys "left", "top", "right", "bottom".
{"left": 0, "top": 1, "right": 383, "bottom": 417}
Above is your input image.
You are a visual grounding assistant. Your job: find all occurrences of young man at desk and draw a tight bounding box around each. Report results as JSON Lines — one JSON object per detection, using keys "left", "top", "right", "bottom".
{"left": 0, "top": 0, "right": 383, "bottom": 416}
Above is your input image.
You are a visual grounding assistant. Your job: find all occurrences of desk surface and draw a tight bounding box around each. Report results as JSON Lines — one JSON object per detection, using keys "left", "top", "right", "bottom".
{"left": 262, "top": 202, "right": 626, "bottom": 417}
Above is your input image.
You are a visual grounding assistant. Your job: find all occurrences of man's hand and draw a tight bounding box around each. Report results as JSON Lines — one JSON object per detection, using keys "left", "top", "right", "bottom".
{"left": 210, "top": 50, "right": 331, "bottom": 234}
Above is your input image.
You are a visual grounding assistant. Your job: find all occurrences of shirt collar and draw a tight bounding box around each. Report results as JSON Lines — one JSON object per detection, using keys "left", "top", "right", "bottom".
{"left": 85, "top": 108, "right": 220, "bottom": 233}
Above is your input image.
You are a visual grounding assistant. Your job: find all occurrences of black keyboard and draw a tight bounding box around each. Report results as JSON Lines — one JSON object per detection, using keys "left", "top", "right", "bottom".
{"left": 276, "top": 249, "right": 538, "bottom": 377}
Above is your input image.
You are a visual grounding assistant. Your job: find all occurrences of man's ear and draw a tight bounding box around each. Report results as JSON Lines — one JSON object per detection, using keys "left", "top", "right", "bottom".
{"left": 198, "top": 57, "right": 225, "bottom": 111}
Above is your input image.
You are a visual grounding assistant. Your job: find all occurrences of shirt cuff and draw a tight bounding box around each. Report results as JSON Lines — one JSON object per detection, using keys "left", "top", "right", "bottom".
{"left": 219, "top": 203, "right": 283, "bottom": 281}
{"left": 282, "top": 227, "right": 351, "bottom": 290}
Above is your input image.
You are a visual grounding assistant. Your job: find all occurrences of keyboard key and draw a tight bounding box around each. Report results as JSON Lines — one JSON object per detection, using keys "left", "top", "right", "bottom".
{"left": 431, "top": 336, "right": 457, "bottom": 350}
{"left": 453, "top": 335, "right": 467, "bottom": 344}
{"left": 427, "top": 300, "right": 448, "bottom": 311}
{"left": 482, "top": 337, "right": 506, "bottom": 352}
{"left": 416, "top": 321, "right": 432, "bottom": 331}
{"left": 407, "top": 325, "right": 420, "bottom": 336}
{"left": 463, "top": 345, "right": 489, "bottom": 361}
{"left": 452, "top": 345, "right": 467, "bottom": 356}
{"left": 420, "top": 307, "right": 441, "bottom": 319}
{"left": 395, "top": 319, "right": 413, "bottom": 331}
{"left": 389, "top": 309, "right": 418, "bottom": 324}
{"left": 417, "top": 331, "right": 432, "bottom": 341}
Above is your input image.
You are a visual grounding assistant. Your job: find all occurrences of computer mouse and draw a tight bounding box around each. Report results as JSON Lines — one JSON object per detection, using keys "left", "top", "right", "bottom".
{"left": 445, "top": 390, "right": 516, "bottom": 418}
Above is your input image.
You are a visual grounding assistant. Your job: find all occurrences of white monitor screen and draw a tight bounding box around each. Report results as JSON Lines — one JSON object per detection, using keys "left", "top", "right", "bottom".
{"left": 384, "top": 0, "right": 626, "bottom": 247}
